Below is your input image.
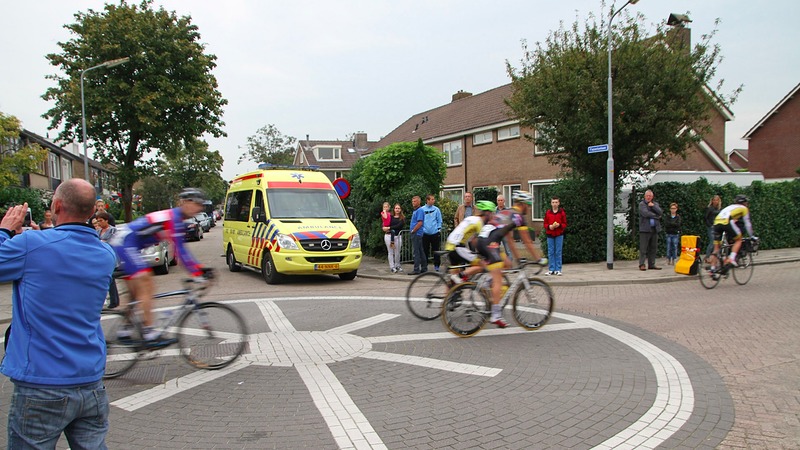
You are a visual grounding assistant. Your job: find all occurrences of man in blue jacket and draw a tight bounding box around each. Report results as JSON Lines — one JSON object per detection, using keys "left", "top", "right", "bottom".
{"left": 421, "top": 194, "right": 443, "bottom": 272}
{"left": 0, "top": 178, "right": 116, "bottom": 448}
{"left": 408, "top": 195, "right": 425, "bottom": 275}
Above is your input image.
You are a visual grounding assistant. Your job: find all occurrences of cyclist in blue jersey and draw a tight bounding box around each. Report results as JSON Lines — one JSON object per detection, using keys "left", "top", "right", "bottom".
{"left": 110, "top": 188, "right": 208, "bottom": 346}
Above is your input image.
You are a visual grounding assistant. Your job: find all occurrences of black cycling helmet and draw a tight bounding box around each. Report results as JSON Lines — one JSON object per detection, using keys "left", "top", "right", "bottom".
{"left": 179, "top": 187, "right": 207, "bottom": 203}
{"left": 734, "top": 194, "right": 749, "bottom": 204}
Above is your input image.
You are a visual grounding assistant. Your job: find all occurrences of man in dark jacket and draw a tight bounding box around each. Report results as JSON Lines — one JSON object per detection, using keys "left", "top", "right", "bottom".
{"left": 638, "top": 189, "right": 663, "bottom": 271}
{"left": 0, "top": 178, "right": 116, "bottom": 448}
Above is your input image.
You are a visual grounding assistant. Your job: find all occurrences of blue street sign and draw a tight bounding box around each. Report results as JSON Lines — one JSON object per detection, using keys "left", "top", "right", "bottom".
{"left": 588, "top": 144, "right": 609, "bottom": 154}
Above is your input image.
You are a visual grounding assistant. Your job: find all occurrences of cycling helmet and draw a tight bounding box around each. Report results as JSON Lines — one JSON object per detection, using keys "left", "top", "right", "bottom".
{"left": 734, "top": 194, "right": 749, "bottom": 204}
{"left": 475, "top": 200, "right": 496, "bottom": 212}
{"left": 511, "top": 190, "right": 533, "bottom": 205}
{"left": 179, "top": 187, "right": 207, "bottom": 203}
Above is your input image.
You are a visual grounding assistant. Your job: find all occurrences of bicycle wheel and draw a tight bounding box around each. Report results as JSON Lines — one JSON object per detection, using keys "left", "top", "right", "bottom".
{"left": 698, "top": 263, "right": 720, "bottom": 289}
{"left": 177, "top": 302, "right": 248, "bottom": 370}
{"left": 441, "top": 282, "right": 489, "bottom": 337}
{"left": 512, "top": 278, "right": 554, "bottom": 330}
{"left": 102, "top": 310, "right": 141, "bottom": 379}
{"left": 406, "top": 272, "right": 449, "bottom": 320}
{"left": 732, "top": 251, "right": 754, "bottom": 285}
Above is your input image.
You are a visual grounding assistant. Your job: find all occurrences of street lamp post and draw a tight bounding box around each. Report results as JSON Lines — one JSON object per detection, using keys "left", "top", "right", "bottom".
{"left": 80, "top": 57, "right": 130, "bottom": 182}
{"left": 606, "top": 0, "right": 639, "bottom": 269}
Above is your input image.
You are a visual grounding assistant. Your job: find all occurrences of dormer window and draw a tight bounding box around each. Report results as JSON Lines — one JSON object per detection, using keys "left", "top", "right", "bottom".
{"left": 314, "top": 146, "right": 341, "bottom": 161}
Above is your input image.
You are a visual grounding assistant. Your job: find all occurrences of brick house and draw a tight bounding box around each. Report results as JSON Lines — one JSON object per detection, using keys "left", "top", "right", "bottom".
{"left": 743, "top": 82, "right": 800, "bottom": 180}
{"left": 372, "top": 83, "right": 734, "bottom": 224}
{"left": 292, "top": 132, "right": 376, "bottom": 181}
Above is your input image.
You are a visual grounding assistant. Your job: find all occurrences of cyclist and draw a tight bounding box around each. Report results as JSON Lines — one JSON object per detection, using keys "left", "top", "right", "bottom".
{"left": 710, "top": 194, "right": 756, "bottom": 270}
{"left": 476, "top": 190, "right": 547, "bottom": 328}
{"left": 444, "top": 200, "right": 496, "bottom": 285}
{"left": 110, "top": 188, "right": 209, "bottom": 346}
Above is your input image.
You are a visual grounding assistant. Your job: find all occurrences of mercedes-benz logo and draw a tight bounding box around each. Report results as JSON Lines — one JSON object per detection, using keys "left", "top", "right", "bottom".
{"left": 320, "top": 239, "right": 332, "bottom": 251}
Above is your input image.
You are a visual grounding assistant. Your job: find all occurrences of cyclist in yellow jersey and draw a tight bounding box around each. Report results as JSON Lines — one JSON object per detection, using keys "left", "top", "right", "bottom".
{"left": 710, "top": 194, "right": 756, "bottom": 269}
{"left": 476, "top": 191, "right": 547, "bottom": 328}
{"left": 444, "top": 201, "right": 496, "bottom": 284}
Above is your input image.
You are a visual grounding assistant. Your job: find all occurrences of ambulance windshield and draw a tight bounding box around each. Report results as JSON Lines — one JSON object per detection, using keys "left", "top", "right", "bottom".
{"left": 267, "top": 189, "right": 348, "bottom": 219}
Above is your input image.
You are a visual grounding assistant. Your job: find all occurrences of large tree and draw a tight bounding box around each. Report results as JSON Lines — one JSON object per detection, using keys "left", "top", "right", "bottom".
{"left": 505, "top": 8, "right": 740, "bottom": 189}
{"left": 0, "top": 112, "right": 48, "bottom": 189}
{"left": 42, "top": 0, "right": 227, "bottom": 221}
{"left": 238, "top": 124, "right": 296, "bottom": 167}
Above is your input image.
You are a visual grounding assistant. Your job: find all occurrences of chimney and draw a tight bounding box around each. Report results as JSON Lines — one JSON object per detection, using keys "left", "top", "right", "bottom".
{"left": 354, "top": 132, "right": 367, "bottom": 149}
{"left": 452, "top": 90, "right": 473, "bottom": 102}
{"left": 666, "top": 13, "right": 692, "bottom": 52}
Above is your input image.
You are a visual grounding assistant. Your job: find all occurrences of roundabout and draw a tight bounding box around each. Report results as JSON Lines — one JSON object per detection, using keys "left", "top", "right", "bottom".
{"left": 100, "top": 295, "right": 732, "bottom": 449}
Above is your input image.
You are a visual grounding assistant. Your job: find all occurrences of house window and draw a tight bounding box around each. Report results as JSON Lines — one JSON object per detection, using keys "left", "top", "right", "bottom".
{"left": 49, "top": 153, "right": 61, "bottom": 180}
{"left": 498, "top": 125, "right": 520, "bottom": 141}
{"left": 314, "top": 146, "right": 341, "bottom": 161}
{"left": 442, "top": 187, "right": 463, "bottom": 205}
{"left": 61, "top": 158, "right": 72, "bottom": 180}
{"left": 443, "top": 140, "right": 462, "bottom": 166}
{"left": 502, "top": 185, "right": 521, "bottom": 205}
{"left": 529, "top": 180, "right": 556, "bottom": 220}
{"left": 473, "top": 131, "right": 492, "bottom": 146}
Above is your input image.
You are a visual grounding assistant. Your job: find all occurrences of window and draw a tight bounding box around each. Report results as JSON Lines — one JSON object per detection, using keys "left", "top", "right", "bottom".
{"left": 61, "top": 158, "right": 72, "bottom": 180}
{"left": 497, "top": 125, "right": 520, "bottom": 141}
{"left": 225, "top": 190, "right": 253, "bottom": 222}
{"left": 442, "top": 188, "right": 463, "bottom": 205}
{"left": 314, "top": 146, "right": 341, "bottom": 161}
{"left": 473, "top": 131, "right": 492, "bottom": 145}
{"left": 502, "top": 185, "right": 521, "bottom": 204}
{"left": 530, "top": 181, "right": 556, "bottom": 220}
{"left": 49, "top": 153, "right": 61, "bottom": 179}
{"left": 443, "top": 140, "right": 462, "bottom": 166}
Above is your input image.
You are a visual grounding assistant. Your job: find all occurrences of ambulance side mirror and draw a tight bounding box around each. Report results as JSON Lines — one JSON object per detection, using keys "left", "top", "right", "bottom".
{"left": 251, "top": 206, "right": 265, "bottom": 223}
{"left": 346, "top": 206, "right": 355, "bottom": 222}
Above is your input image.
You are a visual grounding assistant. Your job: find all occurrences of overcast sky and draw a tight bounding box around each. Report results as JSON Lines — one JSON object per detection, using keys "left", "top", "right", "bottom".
{"left": 2, "top": 1, "right": 798, "bottom": 181}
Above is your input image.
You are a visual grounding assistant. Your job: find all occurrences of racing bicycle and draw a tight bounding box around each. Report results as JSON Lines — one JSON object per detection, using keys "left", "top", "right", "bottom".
{"left": 699, "top": 235, "right": 758, "bottom": 289}
{"left": 442, "top": 259, "right": 554, "bottom": 337}
{"left": 101, "top": 272, "right": 248, "bottom": 378}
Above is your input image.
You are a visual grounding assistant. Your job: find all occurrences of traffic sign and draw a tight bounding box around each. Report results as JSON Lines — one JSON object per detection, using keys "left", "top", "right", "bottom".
{"left": 588, "top": 144, "right": 609, "bottom": 154}
{"left": 332, "top": 178, "right": 351, "bottom": 199}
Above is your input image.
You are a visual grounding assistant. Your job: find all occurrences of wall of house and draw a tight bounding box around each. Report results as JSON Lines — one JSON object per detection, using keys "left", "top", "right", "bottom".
{"left": 655, "top": 142, "right": 722, "bottom": 171}
{"left": 748, "top": 96, "right": 800, "bottom": 179}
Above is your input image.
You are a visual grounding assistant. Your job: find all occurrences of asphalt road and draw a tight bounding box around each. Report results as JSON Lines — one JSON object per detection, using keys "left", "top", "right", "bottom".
{"left": 0, "top": 226, "right": 796, "bottom": 448}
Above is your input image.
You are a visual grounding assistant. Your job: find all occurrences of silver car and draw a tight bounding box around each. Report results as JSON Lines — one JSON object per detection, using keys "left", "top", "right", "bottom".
{"left": 194, "top": 212, "right": 212, "bottom": 232}
{"left": 140, "top": 241, "right": 176, "bottom": 275}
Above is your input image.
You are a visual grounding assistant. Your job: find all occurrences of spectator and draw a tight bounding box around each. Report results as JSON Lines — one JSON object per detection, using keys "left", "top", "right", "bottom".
{"left": 704, "top": 195, "right": 721, "bottom": 262}
{"left": 384, "top": 203, "right": 405, "bottom": 273}
{"left": 89, "top": 199, "right": 116, "bottom": 227}
{"left": 664, "top": 202, "right": 682, "bottom": 265}
{"left": 454, "top": 191, "right": 474, "bottom": 227}
{"left": 421, "top": 194, "right": 443, "bottom": 272}
{"left": 0, "top": 178, "right": 116, "bottom": 448}
{"left": 543, "top": 196, "right": 567, "bottom": 276}
{"left": 638, "top": 189, "right": 663, "bottom": 271}
{"left": 96, "top": 210, "right": 116, "bottom": 243}
{"left": 496, "top": 194, "right": 512, "bottom": 259}
{"left": 38, "top": 209, "right": 56, "bottom": 229}
{"left": 407, "top": 196, "right": 425, "bottom": 275}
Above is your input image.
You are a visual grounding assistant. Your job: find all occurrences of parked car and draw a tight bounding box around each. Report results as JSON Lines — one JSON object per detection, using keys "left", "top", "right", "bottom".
{"left": 184, "top": 218, "right": 203, "bottom": 241}
{"left": 194, "top": 212, "right": 212, "bottom": 232}
{"left": 141, "top": 241, "right": 177, "bottom": 275}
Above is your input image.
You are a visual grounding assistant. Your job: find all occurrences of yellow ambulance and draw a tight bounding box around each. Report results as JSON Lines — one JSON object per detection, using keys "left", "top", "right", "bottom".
{"left": 222, "top": 165, "right": 361, "bottom": 284}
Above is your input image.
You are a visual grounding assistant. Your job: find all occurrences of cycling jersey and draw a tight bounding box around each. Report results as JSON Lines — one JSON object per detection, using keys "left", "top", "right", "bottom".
{"left": 110, "top": 207, "right": 202, "bottom": 277}
{"left": 445, "top": 215, "right": 483, "bottom": 250}
{"left": 478, "top": 206, "right": 527, "bottom": 243}
{"left": 713, "top": 204, "right": 754, "bottom": 242}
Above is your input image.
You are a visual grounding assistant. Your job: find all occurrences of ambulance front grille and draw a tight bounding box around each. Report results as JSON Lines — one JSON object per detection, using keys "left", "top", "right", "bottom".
{"left": 299, "top": 239, "right": 350, "bottom": 252}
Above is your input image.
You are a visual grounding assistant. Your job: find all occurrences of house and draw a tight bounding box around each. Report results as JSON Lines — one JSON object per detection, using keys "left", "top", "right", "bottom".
{"left": 372, "top": 82, "right": 734, "bottom": 225}
{"left": 12, "top": 129, "right": 117, "bottom": 196}
{"left": 743, "top": 82, "right": 800, "bottom": 180}
{"left": 727, "top": 148, "right": 749, "bottom": 171}
{"left": 292, "top": 132, "right": 377, "bottom": 181}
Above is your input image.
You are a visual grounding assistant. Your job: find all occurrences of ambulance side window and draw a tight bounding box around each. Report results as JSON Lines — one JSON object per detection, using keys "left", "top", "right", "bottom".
{"left": 224, "top": 190, "right": 253, "bottom": 222}
{"left": 252, "top": 190, "right": 265, "bottom": 222}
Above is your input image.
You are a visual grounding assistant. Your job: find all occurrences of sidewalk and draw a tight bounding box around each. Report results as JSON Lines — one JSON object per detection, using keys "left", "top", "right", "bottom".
{"left": 1, "top": 248, "right": 798, "bottom": 325}
{"left": 356, "top": 247, "right": 800, "bottom": 286}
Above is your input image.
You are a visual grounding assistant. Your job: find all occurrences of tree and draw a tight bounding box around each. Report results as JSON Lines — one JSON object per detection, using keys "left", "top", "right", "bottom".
{"left": 0, "top": 112, "right": 48, "bottom": 189}
{"left": 238, "top": 124, "right": 296, "bottom": 166}
{"left": 505, "top": 8, "right": 741, "bottom": 189}
{"left": 42, "top": 0, "right": 227, "bottom": 221}
{"left": 140, "top": 138, "right": 227, "bottom": 213}
{"left": 347, "top": 139, "right": 446, "bottom": 256}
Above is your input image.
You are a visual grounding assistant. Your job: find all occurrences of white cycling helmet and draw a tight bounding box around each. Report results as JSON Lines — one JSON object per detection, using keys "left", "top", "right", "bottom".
{"left": 511, "top": 190, "right": 533, "bottom": 205}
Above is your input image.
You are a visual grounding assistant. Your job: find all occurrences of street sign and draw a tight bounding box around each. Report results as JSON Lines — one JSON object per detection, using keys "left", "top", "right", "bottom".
{"left": 588, "top": 144, "right": 609, "bottom": 154}
{"left": 332, "top": 177, "right": 351, "bottom": 199}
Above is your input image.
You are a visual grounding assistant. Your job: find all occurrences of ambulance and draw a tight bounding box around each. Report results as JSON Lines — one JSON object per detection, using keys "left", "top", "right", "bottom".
{"left": 222, "top": 165, "right": 361, "bottom": 284}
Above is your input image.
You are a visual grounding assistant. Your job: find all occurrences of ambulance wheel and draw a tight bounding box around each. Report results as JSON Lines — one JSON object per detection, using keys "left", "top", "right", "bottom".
{"left": 339, "top": 270, "right": 357, "bottom": 281}
{"left": 262, "top": 252, "right": 284, "bottom": 284}
{"left": 226, "top": 247, "right": 242, "bottom": 272}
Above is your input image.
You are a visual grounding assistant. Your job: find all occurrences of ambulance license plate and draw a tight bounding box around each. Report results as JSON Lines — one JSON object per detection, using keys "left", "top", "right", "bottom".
{"left": 315, "top": 264, "right": 339, "bottom": 271}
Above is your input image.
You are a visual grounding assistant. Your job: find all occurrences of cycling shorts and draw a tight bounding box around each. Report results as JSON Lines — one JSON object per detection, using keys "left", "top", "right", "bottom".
{"left": 476, "top": 237, "right": 505, "bottom": 269}
{"left": 448, "top": 246, "right": 480, "bottom": 267}
{"left": 111, "top": 227, "right": 151, "bottom": 278}
{"left": 713, "top": 221, "right": 742, "bottom": 244}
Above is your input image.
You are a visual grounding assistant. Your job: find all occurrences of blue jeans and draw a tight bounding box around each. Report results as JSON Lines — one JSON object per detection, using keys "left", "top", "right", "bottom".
{"left": 666, "top": 234, "right": 680, "bottom": 260}
{"left": 546, "top": 235, "right": 563, "bottom": 272}
{"left": 705, "top": 226, "right": 715, "bottom": 259}
{"left": 8, "top": 380, "right": 109, "bottom": 449}
{"left": 411, "top": 233, "right": 425, "bottom": 273}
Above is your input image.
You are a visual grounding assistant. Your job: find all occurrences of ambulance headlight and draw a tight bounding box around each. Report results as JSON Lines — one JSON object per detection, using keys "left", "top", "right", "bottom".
{"left": 277, "top": 234, "right": 299, "bottom": 250}
{"left": 350, "top": 234, "right": 361, "bottom": 249}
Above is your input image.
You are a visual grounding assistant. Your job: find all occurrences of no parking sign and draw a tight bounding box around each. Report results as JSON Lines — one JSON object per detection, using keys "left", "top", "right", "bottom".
{"left": 332, "top": 177, "right": 351, "bottom": 199}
